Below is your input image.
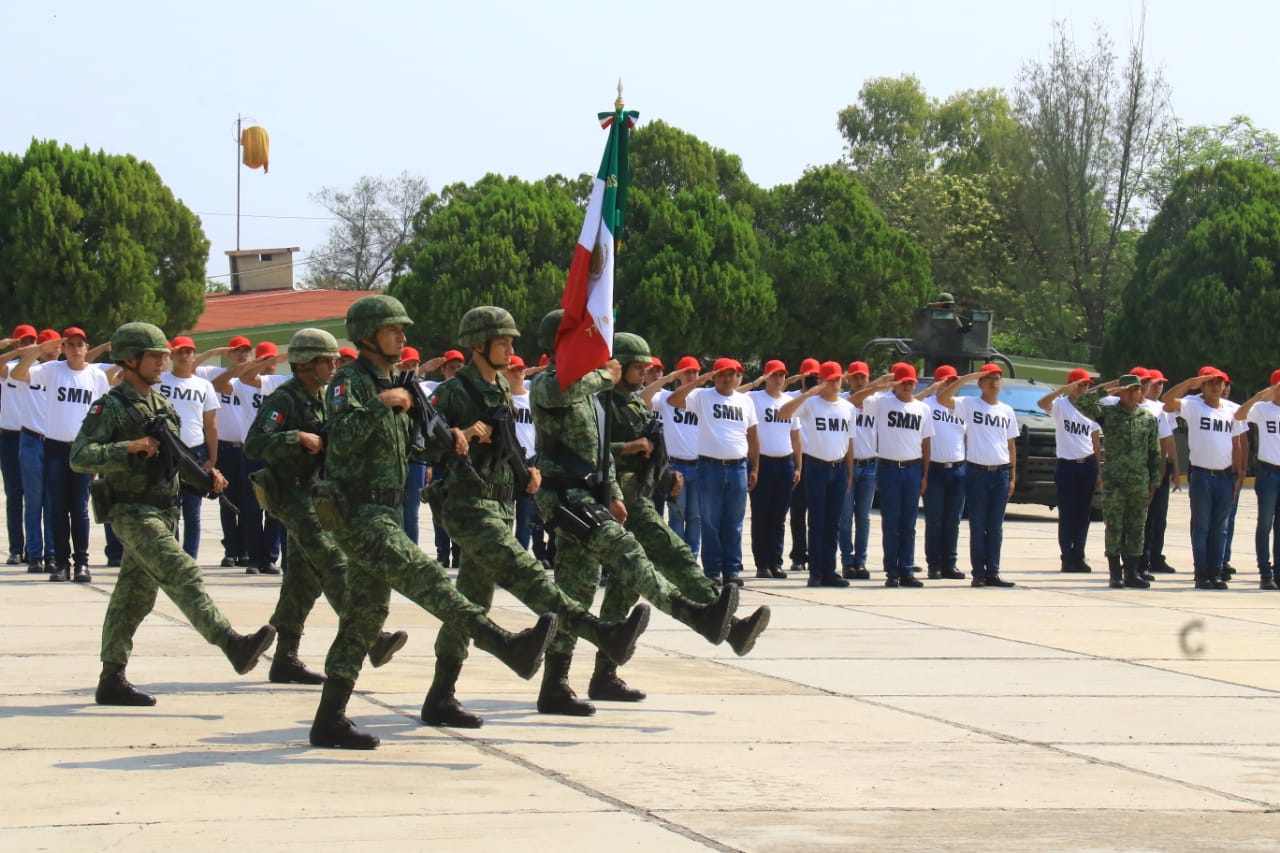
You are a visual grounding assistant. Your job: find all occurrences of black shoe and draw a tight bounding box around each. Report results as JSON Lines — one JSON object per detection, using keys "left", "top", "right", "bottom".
{"left": 43, "top": 557, "right": 55, "bottom": 572}
{"left": 884, "top": 577, "right": 900, "bottom": 588}
{"left": 769, "top": 565, "right": 787, "bottom": 579}
{"left": 984, "top": 575, "right": 1015, "bottom": 588}
{"left": 1194, "top": 578, "right": 1216, "bottom": 589}
{"left": 1148, "top": 559, "right": 1176, "bottom": 574}
{"left": 1078, "top": 560, "right": 1094, "bottom": 573}
{"left": 790, "top": 561, "right": 807, "bottom": 573}
{"left": 257, "top": 562, "right": 281, "bottom": 575}
{"left": 724, "top": 574, "right": 744, "bottom": 587}
{"left": 244, "top": 565, "right": 260, "bottom": 575}
{"left": 6, "top": 553, "right": 21, "bottom": 565}
{"left": 72, "top": 564, "right": 92, "bottom": 583}
{"left": 224, "top": 625, "right": 277, "bottom": 674}
{"left": 939, "top": 567, "right": 965, "bottom": 579}
{"left": 899, "top": 575, "right": 924, "bottom": 588}
{"left": 106, "top": 557, "right": 122, "bottom": 568}
{"left": 808, "top": 574, "right": 850, "bottom": 588}
{"left": 1261, "top": 577, "right": 1279, "bottom": 591}
{"left": 95, "top": 665, "right": 156, "bottom": 707}
{"left": 1222, "top": 563, "right": 1236, "bottom": 577}
{"left": 727, "top": 606, "right": 771, "bottom": 656}
{"left": 1060, "top": 559, "right": 1090, "bottom": 573}
{"left": 1212, "top": 576, "right": 1229, "bottom": 590}
{"left": 48, "top": 567, "right": 69, "bottom": 582}
{"left": 235, "top": 556, "right": 252, "bottom": 567}
{"left": 755, "top": 567, "right": 774, "bottom": 579}
{"left": 970, "top": 578, "right": 986, "bottom": 587}
{"left": 220, "top": 556, "right": 236, "bottom": 568}
{"left": 842, "top": 566, "right": 858, "bottom": 580}
{"left": 368, "top": 630, "right": 408, "bottom": 668}
{"left": 927, "top": 568, "right": 943, "bottom": 580}
{"left": 26, "top": 561, "right": 43, "bottom": 574}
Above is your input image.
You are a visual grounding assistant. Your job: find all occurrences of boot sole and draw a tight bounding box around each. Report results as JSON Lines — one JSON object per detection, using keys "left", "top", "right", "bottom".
{"left": 704, "top": 584, "right": 739, "bottom": 645}
{"left": 232, "top": 627, "right": 279, "bottom": 675}
{"left": 513, "top": 614, "right": 557, "bottom": 680}
{"left": 728, "top": 606, "right": 771, "bottom": 657}
{"left": 368, "top": 631, "right": 409, "bottom": 668}
{"left": 603, "top": 605, "right": 651, "bottom": 667}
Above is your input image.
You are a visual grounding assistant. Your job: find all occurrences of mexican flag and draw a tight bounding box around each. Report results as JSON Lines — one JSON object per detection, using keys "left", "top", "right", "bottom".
{"left": 555, "top": 101, "right": 639, "bottom": 391}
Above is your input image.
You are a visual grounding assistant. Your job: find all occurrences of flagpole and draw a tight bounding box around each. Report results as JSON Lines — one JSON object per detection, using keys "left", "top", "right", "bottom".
{"left": 235, "top": 114, "right": 242, "bottom": 252}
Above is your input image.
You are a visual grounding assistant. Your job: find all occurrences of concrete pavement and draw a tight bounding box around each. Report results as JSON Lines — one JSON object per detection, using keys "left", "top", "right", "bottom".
{"left": 2, "top": 491, "right": 1279, "bottom": 851}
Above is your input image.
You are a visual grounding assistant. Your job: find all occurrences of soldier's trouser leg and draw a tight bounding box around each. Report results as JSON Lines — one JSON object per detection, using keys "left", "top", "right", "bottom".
{"left": 325, "top": 505, "right": 492, "bottom": 684}
{"left": 270, "top": 531, "right": 326, "bottom": 637}
{"left": 626, "top": 498, "right": 720, "bottom": 602}
{"left": 432, "top": 546, "right": 496, "bottom": 667}
{"left": 548, "top": 534, "right": 601, "bottom": 658}
{"left": 100, "top": 551, "right": 160, "bottom": 665}
{"left": 103, "top": 506, "right": 233, "bottom": 663}
{"left": 1103, "top": 488, "right": 1149, "bottom": 557}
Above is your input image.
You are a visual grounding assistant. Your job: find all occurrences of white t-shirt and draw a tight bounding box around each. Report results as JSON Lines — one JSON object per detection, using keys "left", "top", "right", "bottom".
{"left": 1247, "top": 401, "right": 1280, "bottom": 466}
{"left": 1051, "top": 396, "right": 1099, "bottom": 460}
{"left": 955, "top": 396, "right": 1019, "bottom": 465}
{"left": 654, "top": 389, "right": 700, "bottom": 461}
{"left": 1138, "top": 399, "right": 1175, "bottom": 440}
{"left": 749, "top": 390, "right": 800, "bottom": 458}
{"left": 864, "top": 393, "right": 935, "bottom": 461}
{"left": 927, "top": 397, "right": 966, "bottom": 464}
{"left": 197, "top": 366, "right": 247, "bottom": 444}
{"left": 1, "top": 361, "right": 24, "bottom": 431}
{"left": 511, "top": 393, "right": 536, "bottom": 459}
{"left": 1176, "top": 394, "right": 1244, "bottom": 470}
{"left": 159, "top": 372, "right": 220, "bottom": 448}
{"left": 685, "top": 387, "right": 758, "bottom": 460}
{"left": 793, "top": 395, "right": 854, "bottom": 462}
{"left": 7, "top": 366, "right": 49, "bottom": 435}
{"left": 235, "top": 374, "right": 289, "bottom": 439}
{"left": 29, "top": 361, "right": 111, "bottom": 443}
{"left": 848, "top": 392, "right": 878, "bottom": 460}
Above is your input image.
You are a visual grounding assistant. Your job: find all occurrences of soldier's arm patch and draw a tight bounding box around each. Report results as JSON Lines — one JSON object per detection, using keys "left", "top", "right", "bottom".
{"left": 329, "top": 382, "right": 348, "bottom": 415}
{"left": 262, "top": 408, "right": 284, "bottom": 433}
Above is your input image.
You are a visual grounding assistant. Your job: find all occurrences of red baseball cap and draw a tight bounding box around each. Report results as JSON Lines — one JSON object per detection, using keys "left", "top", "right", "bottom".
{"left": 1147, "top": 369, "right": 1167, "bottom": 383}
{"left": 170, "top": 336, "right": 196, "bottom": 351}
{"left": 1067, "top": 368, "right": 1092, "bottom": 384}
{"left": 933, "top": 365, "right": 958, "bottom": 381}
{"left": 891, "top": 362, "right": 918, "bottom": 383}
{"left": 763, "top": 359, "right": 787, "bottom": 376}
{"left": 400, "top": 346, "right": 420, "bottom": 364}
{"left": 712, "top": 357, "right": 744, "bottom": 374}
{"left": 442, "top": 349, "right": 464, "bottom": 364}
{"left": 256, "top": 341, "right": 278, "bottom": 358}
{"left": 847, "top": 361, "right": 870, "bottom": 377}
{"left": 979, "top": 363, "right": 1004, "bottom": 377}
{"left": 1198, "top": 365, "right": 1228, "bottom": 382}
{"left": 1129, "top": 366, "right": 1149, "bottom": 379}
{"left": 650, "top": 356, "right": 663, "bottom": 369}
{"left": 338, "top": 346, "right": 357, "bottom": 359}
{"left": 508, "top": 355, "right": 527, "bottom": 370}
{"left": 818, "top": 361, "right": 843, "bottom": 381}
{"left": 1271, "top": 369, "right": 1280, "bottom": 387}
{"left": 228, "top": 335, "right": 251, "bottom": 349}
{"left": 62, "top": 327, "right": 87, "bottom": 341}
{"left": 12, "top": 324, "right": 36, "bottom": 340}
{"left": 37, "top": 329, "right": 60, "bottom": 344}
{"left": 799, "top": 358, "right": 820, "bottom": 376}
{"left": 676, "top": 356, "right": 700, "bottom": 372}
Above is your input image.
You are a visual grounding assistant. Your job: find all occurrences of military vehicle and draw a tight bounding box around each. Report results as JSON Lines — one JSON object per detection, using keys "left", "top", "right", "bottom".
{"left": 863, "top": 297, "right": 1094, "bottom": 515}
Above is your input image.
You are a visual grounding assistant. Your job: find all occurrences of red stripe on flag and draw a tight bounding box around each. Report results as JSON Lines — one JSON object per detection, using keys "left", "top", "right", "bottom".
{"left": 556, "top": 242, "right": 611, "bottom": 391}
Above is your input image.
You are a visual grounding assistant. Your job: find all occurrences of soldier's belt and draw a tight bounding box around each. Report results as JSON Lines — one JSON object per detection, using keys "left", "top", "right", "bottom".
{"left": 112, "top": 492, "right": 180, "bottom": 509}
{"left": 345, "top": 487, "right": 404, "bottom": 507}
{"left": 447, "top": 481, "right": 515, "bottom": 502}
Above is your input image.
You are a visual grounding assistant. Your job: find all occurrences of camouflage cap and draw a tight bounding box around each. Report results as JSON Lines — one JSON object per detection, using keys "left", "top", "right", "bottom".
{"left": 1116, "top": 374, "right": 1142, "bottom": 389}
{"left": 459, "top": 306, "right": 521, "bottom": 348}
{"left": 538, "top": 309, "right": 564, "bottom": 353}
{"left": 346, "top": 295, "right": 413, "bottom": 343}
{"left": 288, "top": 328, "right": 340, "bottom": 364}
{"left": 111, "top": 322, "right": 170, "bottom": 362}
{"left": 612, "top": 332, "right": 651, "bottom": 367}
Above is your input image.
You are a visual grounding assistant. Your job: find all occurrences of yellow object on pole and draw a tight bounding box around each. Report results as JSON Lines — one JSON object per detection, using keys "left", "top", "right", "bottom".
{"left": 240, "top": 125, "right": 270, "bottom": 173}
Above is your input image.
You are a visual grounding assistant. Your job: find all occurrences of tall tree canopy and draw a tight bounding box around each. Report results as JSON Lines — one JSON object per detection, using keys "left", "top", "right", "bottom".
{"left": 0, "top": 140, "right": 208, "bottom": 340}
{"left": 1102, "top": 159, "right": 1280, "bottom": 391}
{"left": 307, "top": 172, "right": 431, "bottom": 290}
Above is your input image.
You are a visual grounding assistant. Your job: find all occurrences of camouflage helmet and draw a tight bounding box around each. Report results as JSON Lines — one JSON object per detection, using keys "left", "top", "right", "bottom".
{"left": 346, "top": 294, "right": 413, "bottom": 343}
{"left": 612, "top": 332, "right": 651, "bottom": 367}
{"left": 458, "top": 306, "right": 521, "bottom": 348}
{"left": 111, "top": 322, "right": 170, "bottom": 362}
{"left": 288, "top": 328, "right": 340, "bottom": 364}
{"left": 538, "top": 309, "right": 564, "bottom": 353}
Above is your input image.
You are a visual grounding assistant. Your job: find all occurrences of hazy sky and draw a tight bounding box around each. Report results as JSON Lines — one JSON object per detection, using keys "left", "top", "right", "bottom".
{"left": 3, "top": 0, "right": 1274, "bottom": 284}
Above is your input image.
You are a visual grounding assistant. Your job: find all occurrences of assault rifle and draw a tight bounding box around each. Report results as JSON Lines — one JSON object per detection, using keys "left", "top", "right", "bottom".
{"left": 392, "top": 371, "right": 456, "bottom": 453}
{"left": 141, "top": 417, "right": 239, "bottom": 517}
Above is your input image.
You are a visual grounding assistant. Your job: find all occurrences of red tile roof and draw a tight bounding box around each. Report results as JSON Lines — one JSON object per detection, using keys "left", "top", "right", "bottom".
{"left": 192, "top": 289, "right": 368, "bottom": 333}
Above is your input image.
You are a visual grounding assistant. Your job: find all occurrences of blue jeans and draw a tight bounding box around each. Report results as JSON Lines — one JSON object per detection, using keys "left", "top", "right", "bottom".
{"left": 924, "top": 462, "right": 965, "bottom": 572}
{"left": 667, "top": 458, "right": 701, "bottom": 558}
{"left": 218, "top": 441, "right": 249, "bottom": 561}
{"left": 44, "top": 439, "right": 91, "bottom": 569}
{"left": 19, "top": 431, "right": 52, "bottom": 561}
{"left": 877, "top": 460, "right": 923, "bottom": 578}
{"left": 176, "top": 445, "right": 209, "bottom": 559}
{"left": 1143, "top": 467, "right": 1172, "bottom": 564}
{"left": 966, "top": 464, "right": 1010, "bottom": 579}
{"left": 838, "top": 461, "right": 877, "bottom": 568}
{"left": 1, "top": 429, "right": 24, "bottom": 557}
{"left": 243, "top": 456, "right": 282, "bottom": 568}
{"left": 1055, "top": 457, "right": 1097, "bottom": 563}
{"left": 750, "top": 455, "right": 794, "bottom": 571}
{"left": 1189, "top": 467, "right": 1234, "bottom": 579}
{"left": 803, "top": 456, "right": 847, "bottom": 581}
{"left": 403, "top": 460, "right": 427, "bottom": 545}
{"left": 1224, "top": 487, "right": 1241, "bottom": 564}
{"left": 1254, "top": 463, "right": 1280, "bottom": 573}
{"left": 697, "top": 457, "right": 748, "bottom": 580}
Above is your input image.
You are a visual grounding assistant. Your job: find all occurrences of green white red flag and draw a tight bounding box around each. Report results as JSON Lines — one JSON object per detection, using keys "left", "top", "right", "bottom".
{"left": 555, "top": 102, "right": 638, "bottom": 391}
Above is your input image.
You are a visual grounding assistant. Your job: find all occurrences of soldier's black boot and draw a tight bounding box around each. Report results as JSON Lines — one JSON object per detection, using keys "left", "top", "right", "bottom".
{"left": 1261, "top": 567, "right": 1279, "bottom": 591}
{"left": 421, "top": 660, "right": 483, "bottom": 728}
{"left": 95, "top": 663, "right": 156, "bottom": 706}
{"left": 472, "top": 613, "right": 557, "bottom": 680}
{"left": 671, "top": 584, "right": 738, "bottom": 644}
{"left": 224, "top": 625, "right": 277, "bottom": 675}
{"left": 727, "top": 606, "right": 772, "bottom": 656}
{"left": 1136, "top": 556, "right": 1155, "bottom": 583}
{"left": 588, "top": 653, "right": 646, "bottom": 702}
{"left": 1107, "top": 555, "right": 1124, "bottom": 589}
{"left": 1122, "top": 555, "right": 1150, "bottom": 589}
{"left": 537, "top": 653, "right": 595, "bottom": 716}
{"left": 368, "top": 630, "right": 409, "bottom": 668}
{"left": 310, "top": 677, "right": 379, "bottom": 749}
{"left": 576, "top": 603, "right": 650, "bottom": 667}
{"left": 269, "top": 631, "right": 326, "bottom": 685}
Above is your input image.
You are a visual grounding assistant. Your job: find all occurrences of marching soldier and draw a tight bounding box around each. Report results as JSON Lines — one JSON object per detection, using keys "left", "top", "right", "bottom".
{"left": 70, "top": 323, "right": 276, "bottom": 707}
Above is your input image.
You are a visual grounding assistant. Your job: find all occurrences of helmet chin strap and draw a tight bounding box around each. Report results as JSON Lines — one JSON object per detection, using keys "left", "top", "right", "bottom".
{"left": 357, "top": 337, "right": 398, "bottom": 366}
{"left": 473, "top": 340, "right": 506, "bottom": 372}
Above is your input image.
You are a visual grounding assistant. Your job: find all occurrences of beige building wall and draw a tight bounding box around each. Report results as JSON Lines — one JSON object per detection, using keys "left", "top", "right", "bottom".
{"left": 226, "top": 247, "right": 300, "bottom": 292}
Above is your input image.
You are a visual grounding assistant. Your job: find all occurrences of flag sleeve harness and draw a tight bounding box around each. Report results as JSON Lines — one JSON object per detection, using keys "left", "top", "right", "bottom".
{"left": 536, "top": 393, "right": 615, "bottom": 541}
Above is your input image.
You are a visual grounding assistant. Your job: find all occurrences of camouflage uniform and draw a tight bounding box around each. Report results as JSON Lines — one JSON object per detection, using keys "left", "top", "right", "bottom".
{"left": 1075, "top": 387, "right": 1161, "bottom": 561}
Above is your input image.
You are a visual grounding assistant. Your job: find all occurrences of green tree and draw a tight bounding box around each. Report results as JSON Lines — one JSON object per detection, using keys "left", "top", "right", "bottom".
{"left": 1142, "top": 115, "right": 1280, "bottom": 213}
{"left": 307, "top": 172, "right": 431, "bottom": 290}
{"left": 0, "top": 140, "right": 208, "bottom": 339}
{"left": 759, "top": 165, "right": 932, "bottom": 365}
{"left": 389, "top": 173, "right": 585, "bottom": 358}
{"left": 1102, "top": 159, "right": 1280, "bottom": 391}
